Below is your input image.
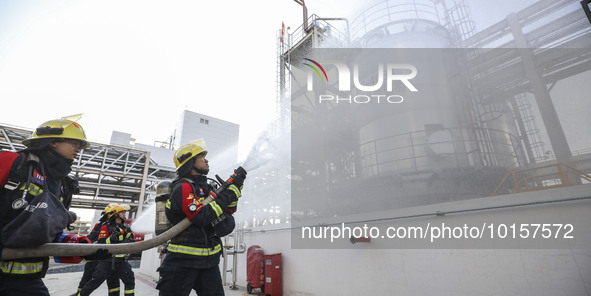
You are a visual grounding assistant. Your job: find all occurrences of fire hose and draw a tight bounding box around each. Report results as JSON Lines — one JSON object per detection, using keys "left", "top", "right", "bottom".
{"left": 1, "top": 167, "right": 246, "bottom": 261}
{"left": 1, "top": 218, "right": 191, "bottom": 260}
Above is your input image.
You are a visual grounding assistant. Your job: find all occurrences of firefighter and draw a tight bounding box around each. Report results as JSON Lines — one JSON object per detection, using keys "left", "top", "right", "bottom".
{"left": 78, "top": 204, "right": 136, "bottom": 296}
{"left": 156, "top": 139, "right": 246, "bottom": 296}
{"left": 0, "top": 118, "right": 108, "bottom": 296}
{"left": 74, "top": 203, "right": 121, "bottom": 296}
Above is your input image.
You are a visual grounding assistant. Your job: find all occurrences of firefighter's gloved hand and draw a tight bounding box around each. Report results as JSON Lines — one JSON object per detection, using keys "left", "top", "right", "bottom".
{"left": 81, "top": 249, "right": 111, "bottom": 261}
{"left": 78, "top": 239, "right": 111, "bottom": 260}
{"left": 232, "top": 166, "right": 247, "bottom": 189}
{"left": 109, "top": 231, "right": 123, "bottom": 244}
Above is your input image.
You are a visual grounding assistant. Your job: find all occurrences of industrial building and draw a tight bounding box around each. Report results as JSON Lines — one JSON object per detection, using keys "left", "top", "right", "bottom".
{"left": 173, "top": 110, "right": 240, "bottom": 173}
{"left": 229, "top": 0, "right": 591, "bottom": 295}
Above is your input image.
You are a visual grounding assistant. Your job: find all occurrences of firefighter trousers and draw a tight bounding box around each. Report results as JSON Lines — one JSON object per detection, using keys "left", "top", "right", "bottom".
{"left": 76, "top": 261, "right": 121, "bottom": 295}
{"left": 0, "top": 276, "right": 50, "bottom": 296}
{"left": 156, "top": 265, "right": 224, "bottom": 296}
{"left": 78, "top": 260, "right": 135, "bottom": 296}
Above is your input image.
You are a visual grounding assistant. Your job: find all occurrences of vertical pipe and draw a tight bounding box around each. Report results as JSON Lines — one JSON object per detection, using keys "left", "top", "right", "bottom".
{"left": 137, "top": 151, "right": 151, "bottom": 217}
{"left": 222, "top": 239, "right": 228, "bottom": 285}
{"left": 232, "top": 249, "right": 238, "bottom": 287}
{"left": 410, "top": 132, "right": 417, "bottom": 171}
{"left": 302, "top": 0, "right": 308, "bottom": 31}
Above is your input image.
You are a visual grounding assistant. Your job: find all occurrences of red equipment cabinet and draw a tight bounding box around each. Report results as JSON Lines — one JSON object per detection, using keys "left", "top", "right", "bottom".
{"left": 263, "top": 253, "right": 282, "bottom": 296}
{"left": 246, "top": 245, "right": 265, "bottom": 294}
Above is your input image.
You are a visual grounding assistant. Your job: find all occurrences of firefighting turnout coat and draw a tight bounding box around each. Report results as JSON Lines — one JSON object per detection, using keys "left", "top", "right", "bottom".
{"left": 0, "top": 151, "right": 75, "bottom": 278}
{"left": 96, "top": 220, "right": 135, "bottom": 261}
{"left": 162, "top": 174, "right": 239, "bottom": 268}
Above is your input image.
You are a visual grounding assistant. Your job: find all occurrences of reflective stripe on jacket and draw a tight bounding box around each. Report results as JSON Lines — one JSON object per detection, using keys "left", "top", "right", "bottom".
{"left": 0, "top": 152, "right": 68, "bottom": 279}
{"left": 167, "top": 243, "right": 222, "bottom": 256}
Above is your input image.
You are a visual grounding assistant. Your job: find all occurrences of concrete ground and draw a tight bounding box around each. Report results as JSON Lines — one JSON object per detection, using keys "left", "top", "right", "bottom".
{"left": 44, "top": 268, "right": 250, "bottom": 296}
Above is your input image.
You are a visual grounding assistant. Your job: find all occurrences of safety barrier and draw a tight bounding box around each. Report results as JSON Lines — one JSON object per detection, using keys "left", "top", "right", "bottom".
{"left": 491, "top": 163, "right": 591, "bottom": 196}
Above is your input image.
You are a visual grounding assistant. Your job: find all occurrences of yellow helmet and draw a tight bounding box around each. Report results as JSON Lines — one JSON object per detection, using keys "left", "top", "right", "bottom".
{"left": 23, "top": 118, "right": 89, "bottom": 149}
{"left": 102, "top": 203, "right": 120, "bottom": 215}
{"left": 173, "top": 139, "right": 207, "bottom": 169}
{"left": 106, "top": 204, "right": 130, "bottom": 219}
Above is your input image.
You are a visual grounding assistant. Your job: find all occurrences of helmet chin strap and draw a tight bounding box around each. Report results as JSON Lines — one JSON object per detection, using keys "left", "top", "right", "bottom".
{"left": 48, "top": 145, "right": 74, "bottom": 165}
{"left": 191, "top": 167, "right": 209, "bottom": 175}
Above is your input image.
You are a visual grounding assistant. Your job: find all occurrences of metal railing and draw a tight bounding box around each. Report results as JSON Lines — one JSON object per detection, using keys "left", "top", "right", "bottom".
{"left": 282, "top": 14, "right": 349, "bottom": 55}
{"left": 349, "top": 0, "right": 443, "bottom": 42}
{"left": 491, "top": 163, "right": 591, "bottom": 196}
{"left": 360, "top": 127, "right": 522, "bottom": 178}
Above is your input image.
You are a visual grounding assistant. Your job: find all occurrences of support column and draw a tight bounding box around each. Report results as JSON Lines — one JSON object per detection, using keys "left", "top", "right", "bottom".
{"left": 137, "top": 151, "right": 151, "bottom": 217}
{"left": 507, "top": 13, "right": 573, "bottom": 166}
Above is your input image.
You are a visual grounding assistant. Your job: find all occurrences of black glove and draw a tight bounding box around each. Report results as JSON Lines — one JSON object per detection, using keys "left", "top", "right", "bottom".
{"left": 109, "top": 231, "right": 123, "bottom": 244}
{"left": 81, "top": 249, "right": 111, "bottom": 261}
{"left": 78, "top": 238, "right": 112, "bottom": 260}
{"left": 232, "top": 166, "right": 247, "bottom": 189}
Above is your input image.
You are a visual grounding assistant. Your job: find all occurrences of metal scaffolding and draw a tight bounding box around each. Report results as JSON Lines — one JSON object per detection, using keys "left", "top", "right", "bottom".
{"left": 0, "top": 123, "right": 176, "bottom": 216}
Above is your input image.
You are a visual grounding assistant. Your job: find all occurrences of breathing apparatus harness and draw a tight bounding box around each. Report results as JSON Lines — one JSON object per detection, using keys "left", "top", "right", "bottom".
{"left": 5, "top": 153, "right": 40, "bottom": 210}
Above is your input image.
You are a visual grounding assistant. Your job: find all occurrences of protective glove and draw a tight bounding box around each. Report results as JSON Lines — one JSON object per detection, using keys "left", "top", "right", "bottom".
{"left": 109, "top": 231, "right": 123, "bottom": 244}
{"left": 78, "top": 238, "right": 112, "bottom": 261}
{"left": 231, "top": 166, "right": 247, "bottom": 189}
{"left": 81, "top": 249, "right": 112, "bottom": 261}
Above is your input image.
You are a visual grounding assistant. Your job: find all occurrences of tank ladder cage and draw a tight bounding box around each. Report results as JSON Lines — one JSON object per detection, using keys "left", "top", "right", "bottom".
{"left": 349, "top": 0, "right": 445, "bottom": 41}
{"left": 491, "top": 163, "right": 591, "bottom": 196}
{"left": 283, "top": 13, "right": 350, "bottom": 55}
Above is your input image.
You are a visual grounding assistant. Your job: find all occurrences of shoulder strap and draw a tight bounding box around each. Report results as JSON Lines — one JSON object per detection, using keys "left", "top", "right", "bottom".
{"left": 172, "top": 177, "right": 193, "bottom": 188}
{"left": 175, "top": 177, "right": 198, "bottom": 197}
{"left": 0, "top": 151, "right": 22, "bottom": 188}
{"left": 179, "top": 177, "right": 194, "bottom": 185}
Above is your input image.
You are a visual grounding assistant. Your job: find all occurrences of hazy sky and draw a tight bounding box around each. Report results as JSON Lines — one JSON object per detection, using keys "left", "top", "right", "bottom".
{"left": 0, "top": 0, "right": 543, "bottom": 161}
{"left": 0, "top": 0, "right": 301, "bottom": 160}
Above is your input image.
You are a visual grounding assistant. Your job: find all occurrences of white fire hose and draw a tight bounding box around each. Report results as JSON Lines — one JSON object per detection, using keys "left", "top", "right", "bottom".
{"left": 1, "top": 218, "right": 191, "bottom": 260}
